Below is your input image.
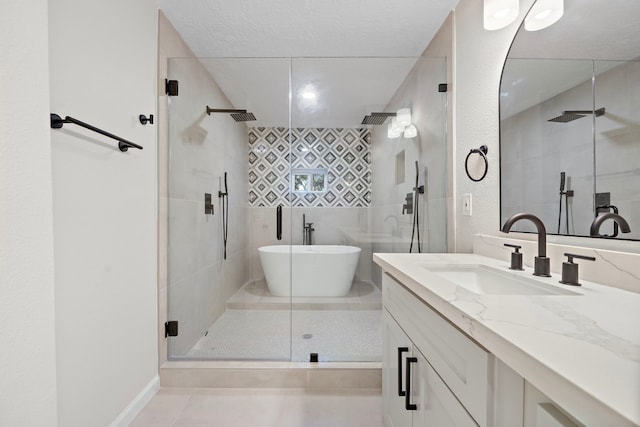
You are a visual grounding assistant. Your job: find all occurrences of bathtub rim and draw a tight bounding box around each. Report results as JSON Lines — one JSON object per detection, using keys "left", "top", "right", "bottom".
{"left": 258, "top": 244, "right": 362, "bottom": 255}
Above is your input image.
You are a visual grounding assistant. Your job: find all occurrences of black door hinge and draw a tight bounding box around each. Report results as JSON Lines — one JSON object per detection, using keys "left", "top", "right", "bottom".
{"left": 438, "top": 83, "right": 448, "bottom": 93}
{"left": 165, "top": 321, "right": 179, "bottom": 337}
{"left": 165, "top": 79, "right": 179, "bottom": 96}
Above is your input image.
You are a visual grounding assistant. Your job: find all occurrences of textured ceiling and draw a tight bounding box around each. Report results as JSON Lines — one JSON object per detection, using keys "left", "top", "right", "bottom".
{"left": 159, "top": 0, "right": 459, "bottom": 127}
{"left": 159, "top": 0, "right": 459, "bottom": 58}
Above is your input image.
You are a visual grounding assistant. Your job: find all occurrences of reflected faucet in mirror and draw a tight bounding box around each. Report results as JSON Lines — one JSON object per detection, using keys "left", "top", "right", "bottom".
{"left": 590, "top": 212, "right": 631, "bottom": 238}
{"left": 501, "top": 213, "right": 551, "bottom": 277}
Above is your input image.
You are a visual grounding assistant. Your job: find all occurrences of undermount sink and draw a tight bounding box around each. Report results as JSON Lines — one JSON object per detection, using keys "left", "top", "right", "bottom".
{"left": 420, "top": 264, "right": 579, "bottom": 296}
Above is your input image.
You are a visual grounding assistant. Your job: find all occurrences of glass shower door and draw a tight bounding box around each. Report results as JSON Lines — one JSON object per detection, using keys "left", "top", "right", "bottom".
{"left": 288, "top": 57, "right": 448, "bottom": 362}
{"left": 165, "top": 57, "right": 293, "bottom": 360}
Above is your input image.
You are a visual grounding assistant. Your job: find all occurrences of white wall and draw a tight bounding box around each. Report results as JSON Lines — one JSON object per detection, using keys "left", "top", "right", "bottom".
{"left": 0, "top": 1, "right": 58, "bottom": 425}
{"left": 48, "top": 0, "right": 159, "bottom": 425}
{"left": 452, "top": 0, "right": 536, "bottom": 252}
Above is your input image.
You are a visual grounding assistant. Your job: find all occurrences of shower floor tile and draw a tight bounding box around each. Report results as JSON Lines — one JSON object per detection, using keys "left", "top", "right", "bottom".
{"left": 185, "top": 309, "right": 381, "bottom": 362}
{"left": 226, "top": 280, "right": 382, "bottom": 310}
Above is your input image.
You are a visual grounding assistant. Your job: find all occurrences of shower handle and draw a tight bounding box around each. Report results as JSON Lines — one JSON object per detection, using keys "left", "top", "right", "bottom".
{"left": 276, "top": 205, "right": 282, "bottom": 241}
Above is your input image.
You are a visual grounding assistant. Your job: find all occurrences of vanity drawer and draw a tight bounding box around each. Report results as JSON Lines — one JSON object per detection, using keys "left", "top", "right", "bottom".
{"left": 383, "top": 272, "right": 492, "bottom": 427}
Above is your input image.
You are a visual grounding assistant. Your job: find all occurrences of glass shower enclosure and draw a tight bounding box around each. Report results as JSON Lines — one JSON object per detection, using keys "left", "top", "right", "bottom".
{"left": 164, "top": 56, "right": 448, "bottom": 362}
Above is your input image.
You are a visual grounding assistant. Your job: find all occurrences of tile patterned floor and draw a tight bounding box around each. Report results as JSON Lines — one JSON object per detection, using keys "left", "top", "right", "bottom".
{"left": 184, "top": 309, "right": 382, "bottom": 362}
{"left": 131, "top": 388, "right": 383, "bottom": 427}
{"left": 178, "top": 280, "right": 382, "bottom": 362}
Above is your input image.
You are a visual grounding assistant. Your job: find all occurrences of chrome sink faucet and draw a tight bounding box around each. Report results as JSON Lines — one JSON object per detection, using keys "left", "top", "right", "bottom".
{"left": 501, "top": 213, "right": 551, "bottom": 277}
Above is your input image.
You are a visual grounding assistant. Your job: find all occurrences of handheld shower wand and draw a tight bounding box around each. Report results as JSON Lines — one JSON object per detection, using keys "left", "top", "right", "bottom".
{"left": 557, "top": 172, "right": 565, "bottom": 234}
{"left": 557, "top": 172, "right": 574, "bottom": 234}
{"left": 219, "top": 172, "right": 229, "bottom": 259}
{"left": 409, "top": 161, "right": 424, "bottom": 253}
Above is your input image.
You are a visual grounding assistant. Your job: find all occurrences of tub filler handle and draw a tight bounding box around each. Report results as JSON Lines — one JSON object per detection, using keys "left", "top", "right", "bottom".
{"left": 276, "top": 205, "right": 282, "bottom": 240}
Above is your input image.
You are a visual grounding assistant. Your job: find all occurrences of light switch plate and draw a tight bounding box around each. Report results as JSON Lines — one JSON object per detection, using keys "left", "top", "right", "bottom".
{"left": 463, "top": 193, "right": 472, "bottom": 216}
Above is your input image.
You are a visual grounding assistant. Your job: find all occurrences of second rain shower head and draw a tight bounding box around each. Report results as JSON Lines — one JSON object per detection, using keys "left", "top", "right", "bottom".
{"left": 548, "top": 107, "right": 605, "bottom": 123}
{"left": 361, "top": 112, "right": 396, "bottom": 125}
{"left": 206, "top": 107, "right": 257, "bottom": 122}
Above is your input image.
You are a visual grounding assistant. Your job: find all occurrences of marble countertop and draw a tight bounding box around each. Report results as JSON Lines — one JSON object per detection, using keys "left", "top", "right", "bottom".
{"left": 374, "top": 252, "right": 640, "bottom": 427}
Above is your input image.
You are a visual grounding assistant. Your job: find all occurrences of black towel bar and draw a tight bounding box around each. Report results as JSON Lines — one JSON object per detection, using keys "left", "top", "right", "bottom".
{"left": 50, "top": 113, "right": 143, "bottom": 152}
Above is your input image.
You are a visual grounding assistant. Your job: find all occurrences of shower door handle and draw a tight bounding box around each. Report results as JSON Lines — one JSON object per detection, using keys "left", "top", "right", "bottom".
{"left": 276, "top": 205, "right": 282, "bottom": 240}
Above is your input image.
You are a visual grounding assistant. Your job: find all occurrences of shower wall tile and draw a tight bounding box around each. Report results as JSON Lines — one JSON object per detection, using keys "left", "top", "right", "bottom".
{"left": 247, "top": 127, "right": 371, "bottom": 208}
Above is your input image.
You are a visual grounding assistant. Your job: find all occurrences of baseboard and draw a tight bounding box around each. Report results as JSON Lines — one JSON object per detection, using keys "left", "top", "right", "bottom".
{"left": 109, "top": 375, "right": 160, "bottom": 427}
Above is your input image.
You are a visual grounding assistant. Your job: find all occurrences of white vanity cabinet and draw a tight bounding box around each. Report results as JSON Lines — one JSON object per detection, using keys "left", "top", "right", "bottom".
{"left": 524, "top": 382, "right": 583, "bottom": 427}
{"left": 382, "top": 272, "right": 524, "bottom": 427}
{"left": 383, "top": 309, "right": 478, "bottom": 427}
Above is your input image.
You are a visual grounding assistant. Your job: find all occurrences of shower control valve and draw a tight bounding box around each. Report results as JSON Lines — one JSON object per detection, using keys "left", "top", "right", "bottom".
{"left": 504, "top": 243, "right": 524, "bottom": 271}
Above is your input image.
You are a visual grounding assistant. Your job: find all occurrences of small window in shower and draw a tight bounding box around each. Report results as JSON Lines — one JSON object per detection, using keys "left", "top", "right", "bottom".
{"left": 292, "top": 168, "right": 327, "bottom": 193}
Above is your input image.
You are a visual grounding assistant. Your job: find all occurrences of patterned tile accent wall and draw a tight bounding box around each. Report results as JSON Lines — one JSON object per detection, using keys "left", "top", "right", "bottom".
{"left": 248, "top": 127, "right": 371, "bottom": 207}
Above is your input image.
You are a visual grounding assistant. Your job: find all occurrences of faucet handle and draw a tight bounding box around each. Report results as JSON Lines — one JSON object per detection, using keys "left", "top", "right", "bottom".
{"left": 504, "top": 244, "right": 523, "bottom": 271}
{"left": 560, "top": 253, "right": 595, "bottom": 286}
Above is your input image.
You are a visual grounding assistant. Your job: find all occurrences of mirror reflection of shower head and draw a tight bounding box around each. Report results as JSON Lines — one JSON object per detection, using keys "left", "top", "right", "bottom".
{"left": 548, "top": 107, "right": 605, "bottom": 123}
{"left": 206, "top": 106, "right": 257, "bottom": 122}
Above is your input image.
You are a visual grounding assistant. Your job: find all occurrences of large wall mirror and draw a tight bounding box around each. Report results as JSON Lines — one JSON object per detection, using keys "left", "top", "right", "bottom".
{"left": 500, "top": 0, "right": 640, "bottom": 241}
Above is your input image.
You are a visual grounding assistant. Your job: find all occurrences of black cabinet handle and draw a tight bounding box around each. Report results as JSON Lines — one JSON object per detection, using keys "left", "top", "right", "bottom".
{"left": 405, "top": 357, "right": 418, "bottom": 410}
{"left": 397, "top": 347, "right": 409, "bottom": 396}
{"left": 276, "top": 205, "right": 282, "bottom": 240}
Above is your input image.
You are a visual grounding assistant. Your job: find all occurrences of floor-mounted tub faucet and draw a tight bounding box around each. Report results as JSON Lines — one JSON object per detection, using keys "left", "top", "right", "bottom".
{"left": 501, "top": 213, "right": 551, "bottom": 277}
{"left": 303, "top": 213, "right": 315, "bottom": 245}
{"left": 590, "top": 212, "right": 631, "bottom": 238}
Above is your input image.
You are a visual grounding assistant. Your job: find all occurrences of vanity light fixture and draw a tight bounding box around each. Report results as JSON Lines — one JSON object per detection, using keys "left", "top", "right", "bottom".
{"left": 396, "top": 108, "right": 412, "bottom": 127}
{"left": 387, "top": 122, "right": 402, "bottom": 139}
{"left": 524, "top": 0, "right": 564, "bottom": 31}
{"left": 483, "top": 0, "right": 519, "bottom": 31}
{"left": 403, "top": 124, "right": 418, "bottom": 139}
{"left": 387, "top": 108, "right": 417, "bottom": 139}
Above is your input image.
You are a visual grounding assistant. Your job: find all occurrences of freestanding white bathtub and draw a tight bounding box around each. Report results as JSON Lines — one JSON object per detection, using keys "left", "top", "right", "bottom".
{"left": 258, "top": 245, "right": 361, "bottom": 297}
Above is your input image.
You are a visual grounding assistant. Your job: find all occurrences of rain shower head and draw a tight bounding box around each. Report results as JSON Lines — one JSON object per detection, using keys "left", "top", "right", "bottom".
{"left": 548, "top": 107, "right": 605, "bottom": 123}
{"left": 361, "top": 112, "right": 396, "bottom": 125}
{"left": 206, "top": 107, "right": 257, "bottom": 122}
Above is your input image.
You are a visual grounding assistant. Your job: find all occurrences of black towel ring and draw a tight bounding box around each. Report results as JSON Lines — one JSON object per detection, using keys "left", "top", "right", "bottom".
{"left": 465, "top": 145, "right": 488, "bottom": 182}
